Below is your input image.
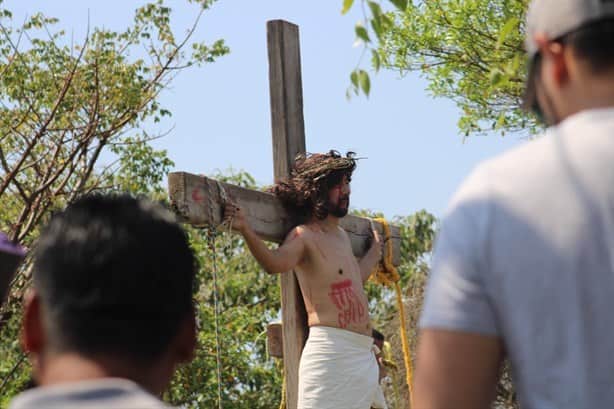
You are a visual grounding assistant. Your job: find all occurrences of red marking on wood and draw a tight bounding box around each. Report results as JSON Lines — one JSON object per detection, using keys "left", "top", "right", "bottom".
{"left": 328, "top": 279, "right": 366, "bottom": 328}
{"left": 191, "top": 187, "right": 204, "bottom": 203}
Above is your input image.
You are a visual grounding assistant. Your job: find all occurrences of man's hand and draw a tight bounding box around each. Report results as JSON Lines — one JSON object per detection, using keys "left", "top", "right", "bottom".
{"left": 359, "top": 222, "right": 384, "bottom": 283}
{"left": 223, "top": 201, "right": 247, "bottom": 233}
{"left": 369, "top": 224, "right": 383, "bottom": 261}
{"left": 414, "top": 329, "right": 503, "bottom": 409}
{"left": 373, "top": 348, "right": 387, "bottom": 381}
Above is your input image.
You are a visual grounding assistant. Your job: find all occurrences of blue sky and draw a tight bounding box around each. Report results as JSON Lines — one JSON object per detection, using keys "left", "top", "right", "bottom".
{"left": 6, "top": 0, "right": 524, "bottom": 218}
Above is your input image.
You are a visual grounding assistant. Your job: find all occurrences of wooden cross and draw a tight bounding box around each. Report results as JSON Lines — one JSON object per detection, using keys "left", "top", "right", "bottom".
{"left": 168, "top": 20, "right": 402, "bottom": 409}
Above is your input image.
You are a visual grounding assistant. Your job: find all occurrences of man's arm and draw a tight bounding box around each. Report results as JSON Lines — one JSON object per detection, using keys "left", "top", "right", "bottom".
{"left": 414, "top": 329, "right": 503, "bottom": 409}
{"left": 358, "top": 227, "right": 381, "bottom": 283}
{"left": 415, "top": 165, "right": 503, "bottom": 408}
{"left": 224, "top": 202, "right": 305, "bottom": 274}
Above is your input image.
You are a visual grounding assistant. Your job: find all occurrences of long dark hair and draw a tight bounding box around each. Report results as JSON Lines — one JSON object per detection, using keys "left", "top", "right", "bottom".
{"left": 271, "top": 150, "right": 357, "bottom": 223}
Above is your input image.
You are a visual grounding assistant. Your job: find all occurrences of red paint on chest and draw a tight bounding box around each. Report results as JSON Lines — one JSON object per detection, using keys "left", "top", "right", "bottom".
{"left": 328, "top": 279, "right": 366, "bottom": 328}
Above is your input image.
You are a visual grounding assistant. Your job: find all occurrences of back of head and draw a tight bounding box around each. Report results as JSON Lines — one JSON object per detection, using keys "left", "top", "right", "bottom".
{"left": 272, "top": 150, "right": 357, "bottom": 222}
{"left": 524, "top": 0, "right": 614, "bottom": 114}
{"left": 32, "top": 194, "right": 196, "bottom": 363}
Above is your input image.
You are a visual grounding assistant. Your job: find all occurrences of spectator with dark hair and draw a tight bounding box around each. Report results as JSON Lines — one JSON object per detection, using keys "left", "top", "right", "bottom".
{"left": 415, "top": 1, "right": 614, "bottom": 408}
{"left": 9, "top": 194, "right": 197, "bottom": 409}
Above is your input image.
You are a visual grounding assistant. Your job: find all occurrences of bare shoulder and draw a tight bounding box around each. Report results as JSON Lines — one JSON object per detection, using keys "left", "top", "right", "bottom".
{"left": 337, "top": 225, "right": 352, "bottom": 243}
{"left": 283, "top": 224, "right": 312, "bottom": 245}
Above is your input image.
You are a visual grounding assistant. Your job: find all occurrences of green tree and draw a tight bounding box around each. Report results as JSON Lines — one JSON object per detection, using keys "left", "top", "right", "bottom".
{"left": 343, "top": 0, "right": 535, "bottom": 137}
{"left": 0, "top": 0, "right": 228, "bottom": 245}
{"left": 0, "top": 0, "right": 228, "bottom": 404}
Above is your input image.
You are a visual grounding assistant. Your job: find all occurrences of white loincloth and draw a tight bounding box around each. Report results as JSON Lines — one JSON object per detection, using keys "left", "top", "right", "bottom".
{"left": 371, "top": 384, "right": 388, "bottom": 409}
{"left": 298, "top": 326, "right": 379, "bottom": 409}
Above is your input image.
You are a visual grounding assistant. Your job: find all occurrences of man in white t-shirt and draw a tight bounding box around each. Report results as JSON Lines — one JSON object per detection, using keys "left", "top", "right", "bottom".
{"left": 9, "top": 195, "right": 197, "bottom": 409}
{"left": 415, "top": 1, "right": 614, "bottom": 408}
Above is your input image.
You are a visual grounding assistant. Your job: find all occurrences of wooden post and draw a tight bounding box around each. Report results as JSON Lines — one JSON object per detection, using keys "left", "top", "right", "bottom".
{"left": 267, "top": 322, "right": 284, "bottom": 358}
{"left": 267, "top": 19, "right": 307, "bottom": 409}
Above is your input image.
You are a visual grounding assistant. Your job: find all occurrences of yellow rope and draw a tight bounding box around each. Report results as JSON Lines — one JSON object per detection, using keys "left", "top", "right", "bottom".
{"left": 395, "top": 281, "right": 414, "bottom": 405}
{"left": 369, "top": 217, "right": 414, "bottom": 408}
{"left": 369, "top": 217, "right": 400, "bottom": 286}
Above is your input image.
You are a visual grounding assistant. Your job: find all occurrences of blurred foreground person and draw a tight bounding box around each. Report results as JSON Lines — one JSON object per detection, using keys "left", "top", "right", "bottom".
{"left": 415, "top": 0, "right": 614, "bottom": 408}
{"left": 9, "top": 194, "right": 197, "bottom": 409}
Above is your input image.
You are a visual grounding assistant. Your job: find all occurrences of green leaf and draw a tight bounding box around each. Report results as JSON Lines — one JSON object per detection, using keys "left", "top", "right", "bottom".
{"left": 368, "top": 1, "right": 383, "bottom": 19}
{"left": 355, "top": 23, "right": 370, "bottom": 43}
{"left": 489, "top": 69, "right": 503, "bottom": 86}
{"left": 389, "top": 0, "right": 407, "bottom": 11}
{"left": 358, "top": 70, "right": 371, "bottom": 96}
{"left": 496, "top": 112, "right": 506, "bottom": 129}
{"left": 341, "top": 0, "right": 354, "bottom": 14}
{"left": 370, "top": 16, "right": 382, "bottom": 38}
{"left": 497, "top": 17, "right": 518, "bottom": 49}
{"left": 350, "top": 70, "right": 359, "bottom": 88}
{"left": 372, "top": 49, "right": 381, "bottom": 72}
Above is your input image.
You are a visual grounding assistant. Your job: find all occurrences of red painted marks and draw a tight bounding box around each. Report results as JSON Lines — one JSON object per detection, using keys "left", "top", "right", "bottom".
{"left": 328, "top": 279, "right": 366, "bottom": 328}
{"left": 191, "top": 187, "right": 204, "bottom": 203}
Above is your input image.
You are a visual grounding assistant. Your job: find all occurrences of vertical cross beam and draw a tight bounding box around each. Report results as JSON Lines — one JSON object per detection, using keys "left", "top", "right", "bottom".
{"left": 267, "top": 19, "right": 307, "bottom": 409}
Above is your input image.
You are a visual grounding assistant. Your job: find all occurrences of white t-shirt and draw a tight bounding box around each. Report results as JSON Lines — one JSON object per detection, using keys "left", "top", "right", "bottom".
{"left": 8, "top": 378, "right": 175, "bottom": 409}
{"left": 420, "top": 107, "right": 614, "bottom": 408}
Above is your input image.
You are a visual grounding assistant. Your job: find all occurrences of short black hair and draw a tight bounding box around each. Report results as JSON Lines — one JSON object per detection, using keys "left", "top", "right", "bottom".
{"left": 372, "top": 328, "right": 385, "bottom": 342}
{"left": 33, "top": 194, "right": 196, "bottom": 362}
{"left": 566, "top": 18, "right": 614, "bottom": 74}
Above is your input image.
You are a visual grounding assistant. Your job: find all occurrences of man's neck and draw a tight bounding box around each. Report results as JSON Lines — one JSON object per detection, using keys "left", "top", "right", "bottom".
{"left": 35, "top": 352, "right": 168, "bottom": 396}
{"left": 566, "top": 71, "right": 614, "bottom": 119}
{"left": 310, "top": 215, "right": 340, "bottom": 233}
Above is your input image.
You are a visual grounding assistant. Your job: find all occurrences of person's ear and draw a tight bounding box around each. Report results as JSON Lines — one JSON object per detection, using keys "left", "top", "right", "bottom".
{"left": 21, "top": 289, "right": 45, "bottom": 355}
{"left": 174, "top": 309, "right": 197, "bottom": 364}
{"left": 535, "top": 34, "right": 569, "bottom": 87}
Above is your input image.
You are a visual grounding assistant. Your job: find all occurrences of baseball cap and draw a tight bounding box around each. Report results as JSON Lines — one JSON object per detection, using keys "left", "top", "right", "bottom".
{"left": 523, "top": 0, "right": 614, "bottom": 112}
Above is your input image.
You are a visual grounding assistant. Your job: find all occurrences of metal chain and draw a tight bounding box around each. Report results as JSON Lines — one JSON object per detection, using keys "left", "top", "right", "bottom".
{"left": 205, "top": 178, "right": 227, "bottom": 409}
{"left": 204, "top": 179, "right": 234, "bottom": 409}
{"left": 207, "top": 228, "right": 224, "bottom": 409}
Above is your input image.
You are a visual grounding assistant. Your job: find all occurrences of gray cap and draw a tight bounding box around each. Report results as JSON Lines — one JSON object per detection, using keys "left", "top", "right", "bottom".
{"left": 523, "top": 0, "right": 614, "bottom": 113}
{"left": 525, "top": 0, "right": 614, "bottom": 58}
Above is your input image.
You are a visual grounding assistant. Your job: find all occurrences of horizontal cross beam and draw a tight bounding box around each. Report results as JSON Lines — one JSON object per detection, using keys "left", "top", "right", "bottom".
{"left": 168, "top": 171, "right": 402, "bottom": 266}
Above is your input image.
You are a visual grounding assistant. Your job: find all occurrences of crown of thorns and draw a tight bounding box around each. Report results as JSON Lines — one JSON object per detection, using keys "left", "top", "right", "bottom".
{"left": 292, "top": 150, "right": 361, "bottom": 182}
